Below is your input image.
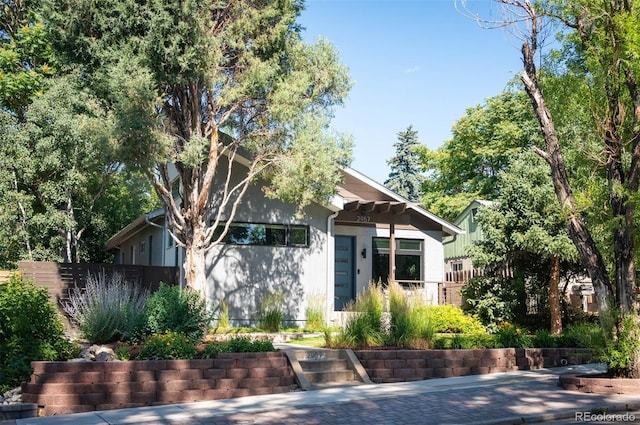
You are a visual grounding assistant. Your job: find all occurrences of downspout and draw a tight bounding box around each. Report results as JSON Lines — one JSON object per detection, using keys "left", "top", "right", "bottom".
{"left": 145, "top": 213, "right": 166, "bottom": 266}
{"left": 326, "top": 210, "right": 340, "bottom": 326}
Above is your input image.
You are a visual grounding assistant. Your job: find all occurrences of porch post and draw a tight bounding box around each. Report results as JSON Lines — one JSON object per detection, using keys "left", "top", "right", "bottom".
{"left": 389, "top": 222, "right": 395, "bottom": 283}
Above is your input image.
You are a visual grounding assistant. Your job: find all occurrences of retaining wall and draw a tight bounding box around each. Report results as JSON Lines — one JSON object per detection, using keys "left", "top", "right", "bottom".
{"left": 354, "top": 348, "right": 593, "bottom": 383}
{"left": 21, "top": 352, "right": 296, "bottom": 416}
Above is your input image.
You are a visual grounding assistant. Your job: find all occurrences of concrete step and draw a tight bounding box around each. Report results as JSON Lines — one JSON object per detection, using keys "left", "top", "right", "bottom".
{"left": 283, "top": 349, "right": 373, "bottom": 391}
{"left": 299, "top": 358, "right": 349, "bottom": 372}
{"left": 304, "top": 369, "right": 355, "bottom": 384}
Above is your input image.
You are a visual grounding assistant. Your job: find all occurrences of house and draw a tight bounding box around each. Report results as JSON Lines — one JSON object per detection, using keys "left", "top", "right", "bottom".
{"left": 106, "top": 166, "right": 462, "bottom": 326}
{"left": 442, "top": 199, "right": 597, "bottom": 313}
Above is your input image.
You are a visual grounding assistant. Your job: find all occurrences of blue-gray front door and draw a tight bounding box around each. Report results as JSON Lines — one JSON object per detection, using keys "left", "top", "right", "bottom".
{"left": 334, "top": 235, "right": 355, "bottom": 311}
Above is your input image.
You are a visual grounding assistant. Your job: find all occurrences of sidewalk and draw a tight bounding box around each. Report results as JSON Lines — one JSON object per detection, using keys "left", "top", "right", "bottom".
{"left": 10, "top": 363, "right": 640, "bottom": 425}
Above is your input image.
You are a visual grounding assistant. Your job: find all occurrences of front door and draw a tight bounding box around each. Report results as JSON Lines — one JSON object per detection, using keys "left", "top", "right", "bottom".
{"left": 334, "top": 235, "right": 355, "bottom": 311}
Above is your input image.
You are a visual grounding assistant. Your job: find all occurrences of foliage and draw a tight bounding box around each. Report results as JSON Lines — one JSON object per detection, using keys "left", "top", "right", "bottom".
{"left": 531, "top": 330, "right": 558, "bottom": 348}
{"left": 114, "top": 345, "right": 131, "bottom": 361}
{"left": 304, "top": 293, "right": 325, "bottom": 332}
{"left": 0, "top": 273, "right": 78, "bottom": 392}
{"left": 216, "top": 299, "right": 230, "bottom": 330}
{"left": 42, "top": 0, "right": 353, "bottom": 294}
{"left": 433, "top": 333, "right": 495, "bottom": 350}
{"left": 418, "top": 89, "right": 539, "bottom": 220}
{"left": 493, "top": 322, "right": 531, "bottom": 349}
{"left": 258, "top": 292, "right": 285, "bottom": 333}
{"left": 601, "top": 314, "right": 640, "bottom": 378}
{"left": 339, "top": 284, "right": 385, "bottom": 348}
{"left": 137, "top": 332, "right": 198, "bottom": 360}
{"left": 426, "top": 304, "right": 486, "bottom": 334}
{"left": 384, "top": 125, "right": 425, "bottom": 201}
{"left": 63, "top": 272, "right": 147, "bottom": 344}
{"left": 461, "top": 275, "right": 526, "bottom": 332}
{"left": 386, "top": 283, "right": 437, "bottom": 349}
{"left": 201, "top": 336, "right": 276, "bottom": 358}
{"left": 145, "top": 283, "right": 209, "bottom": 343}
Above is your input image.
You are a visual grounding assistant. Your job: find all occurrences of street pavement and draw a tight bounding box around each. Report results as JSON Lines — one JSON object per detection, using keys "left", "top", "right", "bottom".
{"left": 10, "top": 363, "right": 640, "bottom": 425}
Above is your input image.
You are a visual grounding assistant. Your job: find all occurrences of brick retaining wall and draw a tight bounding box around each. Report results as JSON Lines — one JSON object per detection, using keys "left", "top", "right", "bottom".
{"left": 22, "top": 352, "right": 296, "bottom": 416}
{"left": 354, "top": 348, "right": 593, "bottom": 383}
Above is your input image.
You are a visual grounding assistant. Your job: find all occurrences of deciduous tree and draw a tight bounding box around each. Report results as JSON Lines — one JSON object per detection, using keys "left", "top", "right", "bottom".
{"left": 42, "top": 0, "right": 352, "bottom": 296}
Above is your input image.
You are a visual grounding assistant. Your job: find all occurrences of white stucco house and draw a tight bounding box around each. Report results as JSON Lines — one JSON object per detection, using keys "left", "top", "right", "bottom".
{"left": 106, "top": 165, "right": 462, "bottom": 326}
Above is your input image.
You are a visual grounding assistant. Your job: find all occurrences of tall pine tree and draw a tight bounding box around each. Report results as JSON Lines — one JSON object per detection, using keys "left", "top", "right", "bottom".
{"left": 385, "top": 126, "right": 424, "bottom": 201}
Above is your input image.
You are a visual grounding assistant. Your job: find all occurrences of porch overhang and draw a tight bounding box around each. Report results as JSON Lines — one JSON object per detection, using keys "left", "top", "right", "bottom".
{"left": 336, "top": 200, "right": 411, "bottom": 225}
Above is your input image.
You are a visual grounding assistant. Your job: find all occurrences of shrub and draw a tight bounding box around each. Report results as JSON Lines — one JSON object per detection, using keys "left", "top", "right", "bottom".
{"left": 601, "top": 314, "right": 640, "bottom": 378}
{"left": 531, "top": 330, "right": 558, "bottom": 348}
{"left": 202, "top": 336, "right": 276, "bottom": 358}
{"left": 216, "top": 299, "right": 230, "bottom": 330}
{"left": 257, "top": 292, "right": 284, "bottom": 332}
{"left": 494, "top": 322, "right": 531, "bottom": 348}
{"left": 137, "top": 332, "right": 198, "bottom": 360}
{"left": 433, "top": 333, "right": 494, "bottom": 349}
{"left": 0, "top": 273, "right": 79, "bottom": 392}
{"left": 427, "top": 305, "right": 487, "bottom": 334}
{"left": 560, "top": 322, "right": 606, "bottom": 351}
{"left": 387, "top": 282, "right": 414, "bottom": 347}
{"left": 64, "top": 272, "right": 147, "bottom": 343}
{"left": 304, "top": 293, "right": 325, "bottom": 332}
{"left": 145, "top": 283, "right": 209, "bottom": 343}
{"left": 339, "top": 284, "right": 385, "bottom": 348}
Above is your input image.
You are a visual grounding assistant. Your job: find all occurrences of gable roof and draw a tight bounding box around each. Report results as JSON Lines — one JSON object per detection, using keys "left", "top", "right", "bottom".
{"left": 339, "top": 167, "right": 463, "bottom": 236}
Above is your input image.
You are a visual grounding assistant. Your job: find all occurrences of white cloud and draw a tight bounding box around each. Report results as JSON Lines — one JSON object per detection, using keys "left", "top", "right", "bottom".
{"left": 404, "top": 66, "right": 421, "bottom": 74}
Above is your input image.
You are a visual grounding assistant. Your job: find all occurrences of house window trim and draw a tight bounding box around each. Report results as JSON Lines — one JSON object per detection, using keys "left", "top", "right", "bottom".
{"left": 213, "top": 221, "right": 310, "bottom": 248}
{"left": 372, "top": 237, "right": 424, "bottom": 284}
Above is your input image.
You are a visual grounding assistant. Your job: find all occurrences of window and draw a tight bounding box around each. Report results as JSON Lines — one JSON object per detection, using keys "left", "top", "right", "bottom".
{"left": 167, "top": 229, "right": 174, "bottom": 248}
{"left": 372, "top": 237, "right": 422, "bottom": 284}
{"left": 452, "top": 262, "right": 463, "bottom": 272}
{"left": 214, "top": 222, "right": 309, "bottom": 247}
{"left": 139, "top": 241, "right": 145, "bottom": 254}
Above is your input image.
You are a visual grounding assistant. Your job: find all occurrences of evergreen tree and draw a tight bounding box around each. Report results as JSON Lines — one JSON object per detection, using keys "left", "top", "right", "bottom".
{"left": 385, "top": 125, "right": 424, "bottom": 201}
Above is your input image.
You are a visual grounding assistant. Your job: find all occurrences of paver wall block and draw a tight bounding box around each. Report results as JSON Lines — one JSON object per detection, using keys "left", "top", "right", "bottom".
{"left": 203, "top": 389, "right": 231, "bottom": 400}
{"left": 364, "top": 360, "right": 386, "bottom": 369}
{"left": 179, "top": 369, "right": 203, "bottom": 381}
{"left": 189, "top": 359, "right": 215, "bottom": 369}
{"left": 433, "top": 368, "right": 455, "bottom": 378}
{"left": 354, "top": 351, "right": 377, "bottom": 360}
{"left": 213, "top": 358, "right": 236, "bottom": 369}
{"left": 393, "top": 368, "right": 417, "bottom": 379}
{"left": 131, "top": 370, "right": 156, "bottom": 382}
{"left": 380, "top": 378, "right": 406, "bottom": 383}
{"left": 156, "top": 380, "right": 195, "bottom": 392}
{"left": 279, "top": 376, "right": 295, "bottom": 386}
{"left": 413, "top": 369, "right": 434, "bottom": 379}
{"left": 141, "top": 360, "right": 168, "bottom": 370}
{"left": 369, "top": 369, "right": 394, "bottom": 379}
{"left": 480, "top": 357, "right": 498, "bottom": 368}
{"left": 421, "top": 351, "right": 443, "bottom": 360}
{"left": 406, "top": 359, "right": 426, "bottom": 369}
{"left": 426, "top": 359, "right": 445, "bottom": 368}
{"left": 384, "top": 359, "right": 407, "bottom": 369}
{"left": 542, "top": 357, "right": 558, "bottom": 367}
{"left": 516, "top": 357, "right": 532, "bottom": 368}
{"left": 103, "top": 371, "right": 132, "bottom": 383}
{"left": 103, "top": 392, "right": 156, "bottom": 405}
{"left": 248, "top": 367, "right": 284, "bottom": 378}
{"left": 230, "top": 389, "right": 253, "bottom": 398}
{"left": 239, "top": 377, "right": 282, "bottom": 389}
{"left": 116, "top": 381, "right": 157, "bottom": 394}
{"left": 156, "top": 369, "right": 182, "bottom": 381}
{"left": 397, "top": 351, "right": 423, "bottom": 360}
{"left": 41, "top": 405, "right": 95, "bottom": 417}
{"left": 35, "top": 392, "right": 104, "bottom": 406}
{"left": 164, "top": 360, "right": 192, "bottom": 370}
{"left": 463, "top": 358, "right": 481, "bottom": 368}
{"left": 444, "top": 358, "right": 464, "bottom": 368}
{"left": 451, "top": 367, "right": 472, "bottom": 377}
{"left": 471, "top": 366, "right": 491, "bottom": 375}
{"left": 236, "top": 358, "right": 261, "bottom": 369}
{"left": 203, "top": 369, "right": 227, "bottom": 380}
{"left": 215, "top": 378, "right": 239, "bottom": 390}
{"left": 226, "top": 368, "right": 249, "bottom": 379}
{"left": 257, "top": 357, "right": 287, "bottom": 368}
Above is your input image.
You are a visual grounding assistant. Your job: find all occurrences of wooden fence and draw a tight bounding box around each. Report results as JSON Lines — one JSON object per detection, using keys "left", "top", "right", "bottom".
{"left": 438, "top": 281, "right": 465, "bottom": 307}
{"left": 0, "top": 270, "right": 14, "bottom": 284}
{"left": 17, "top": 261, "right": 179, "bottom": 332}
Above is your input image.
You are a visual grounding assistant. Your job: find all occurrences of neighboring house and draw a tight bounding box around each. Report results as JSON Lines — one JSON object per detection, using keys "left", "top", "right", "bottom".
{"left": 442, "top": 199, "right": 597, "bottom": 313}
{"left": 442, "top": 200, "right": 492, "bottom": 301}
{"left": 107, "top": 165, "right": 462, "bottom": 326}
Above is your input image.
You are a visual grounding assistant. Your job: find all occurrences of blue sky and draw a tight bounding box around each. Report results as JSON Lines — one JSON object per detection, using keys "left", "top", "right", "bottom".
{"left": 298, "top": 0, "right": 525, "bottom": 184}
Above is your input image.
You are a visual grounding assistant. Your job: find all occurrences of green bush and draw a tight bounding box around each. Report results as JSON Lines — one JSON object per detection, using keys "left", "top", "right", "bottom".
{"left": 304, "top": 293, "right": 325, "bottom": 332}
{"left": 427, "top": 305, "right": 487, "bottom": 334}
{"left": 494, "top": 322, "right": 531, "bottom": 348}
{"left": 433, "top": 333, "right": 494, "bottom": 349}
{"left": 137, "top": 332, "right": 198, "bottom": 360}
{"left": 339, "top": 284, "right": 385, "bottom": 348}
{"left": 64, "top": 272, "right": 147, "bottom": 343}
{"left": 257, "top": 292, "right": 284, "bottom": 332}
{"left": 0, "top": 273, "right": 79, "bottom": 392}
{"left": 561, "top": 322, "right": 606, "bottom": 350}
{"left": 601, "top": 314, "right": 640, "bottom": 378}
{"left": 145, "top": 283, "right": 209, "bottom": 343}
{"left": 531, "top": 329, "right": 558, "bottom": 348}
{"left": 202, "top": 336, "right": 276, "bottom": 358}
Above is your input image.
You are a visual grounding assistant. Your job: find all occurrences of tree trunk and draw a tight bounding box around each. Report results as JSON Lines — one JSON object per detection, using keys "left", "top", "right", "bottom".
{"left": 549, "top": 255, "right": 562, "bottom": 336}
{"left": 183, "top": 238, "right": 207, "bottom": 296}
{"left": 520, "top": 39, "right": 614, "bottom": 315}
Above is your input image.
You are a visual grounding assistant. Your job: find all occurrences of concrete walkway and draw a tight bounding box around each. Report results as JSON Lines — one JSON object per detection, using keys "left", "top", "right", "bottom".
{"left": 11, "top": 363, "right": 640, "bottom": 425}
